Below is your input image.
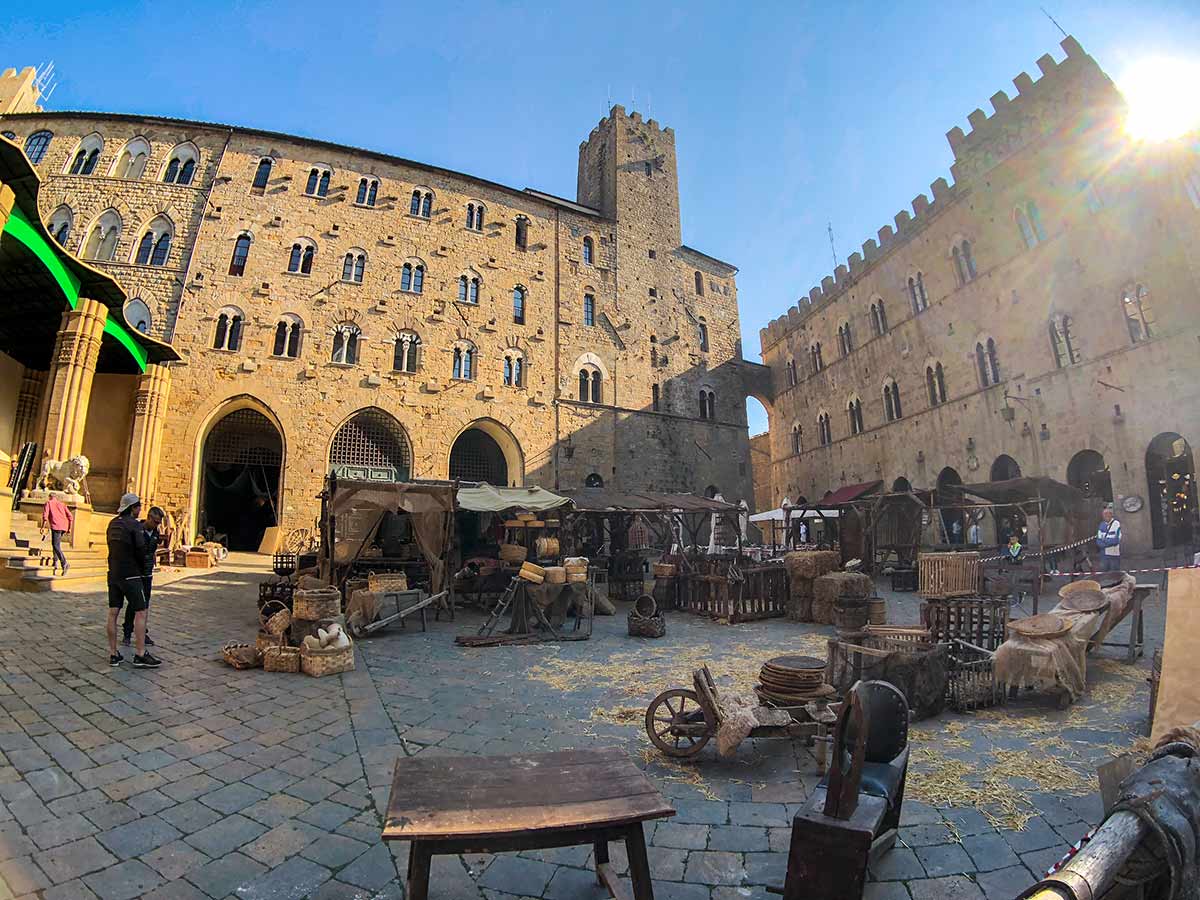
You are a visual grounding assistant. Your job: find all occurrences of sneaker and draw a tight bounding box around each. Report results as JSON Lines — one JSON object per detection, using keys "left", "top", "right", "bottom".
{"left": 121, "top": 634, "right": 131, "bottom": 646}
{"left": 144, "top": 634, "right": 155, "bottom": 647}
{"left": 109, "top": 652, "right": 123, "bottom": 667}
{"left": 133, "top": 653, "right": 162, "bottom": 669}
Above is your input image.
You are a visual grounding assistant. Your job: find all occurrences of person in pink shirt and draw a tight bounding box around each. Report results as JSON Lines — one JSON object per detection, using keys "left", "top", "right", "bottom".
{"left": 41, "top": 494, "right": 73, "bottom": 576}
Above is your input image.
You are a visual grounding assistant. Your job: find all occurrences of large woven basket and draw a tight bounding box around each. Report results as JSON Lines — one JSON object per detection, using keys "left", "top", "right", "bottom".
{"left": 254, "top": 630, "right": 277, "bottom": 655}
{"left": 300, "top": 641, "right": 355, "bottom": 678}
{"left": 367, "top": 572, "right": 408, "bottom": 592}
{"left": 262, "top": 607, "right": 292, "bottom": 637}
{"left": 263, "top": 644, "right": 301, "bottom": 674}
{"left": 294, "top": 588, "right": 341, "bottom": 620}
{"left": 628, "top": 594, "right": 665, "bottom": 638}
{"left": 222, "top": 642, "right": 261, "bottom": 670}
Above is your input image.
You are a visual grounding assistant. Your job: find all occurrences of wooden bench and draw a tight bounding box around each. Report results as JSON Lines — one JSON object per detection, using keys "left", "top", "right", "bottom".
{"left": 383, "top": 748, "right": 675, "bottom": 899}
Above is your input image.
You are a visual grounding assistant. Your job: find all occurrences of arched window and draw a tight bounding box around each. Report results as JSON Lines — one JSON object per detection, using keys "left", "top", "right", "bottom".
{"left": 791, "top": 424, "right": 802, "bottom": 455}
{"left": 452, "top": 343, "right": 476, "bottom": 380}
{"left": 401, "top": 262, "right": 426, "bottom": 293}
{"left": 847, "top": 397, "right": 864, "bottom": 435}
{"left": 952, "top": 240, "right": 977, "bottom": 285}
{"left": 123, "top": 298, "right": 152, "bottom": 334}
{"left": 112, "top": 137, "right": 150, "bottom": 180}
{"left": 1122, "top": 283, "right": 1155, "bottom": 343}
{"left": 926, "top": 362, "right": 948, "bottom": 406}
{"left": 502, "top": 351, "right": 525, "bottom": 388}
{"left": 837, "top": 322, "right": 853, "bottom": 357}
{"left": 818, "top": 412, "right": 832, "bottom": 447}
{"left": 694, "top": 271, "right": 704, "bottom": 296}
{"left": 786, "top": 358, "right": 797, "bottom": 387}
{"left": 698, "top": 321, "right": 709, "bottom": 352}
{"left": 1016, "top": 201, "right": 1046, "bottom": 249}
{"left": 68, "top": 135, "right": 103, "bottom": 176}
{"left": 457, "top": 273, "right": 480, "bottom": 304}
{"left": 162, "top": 143, "right": 198, "bottom": 185}
{"left": 909, "top": 272, "right": 928, "bottom": 313}
{"left": 288, "top": 241, "right": 316, "bottom": 275}
{"left": 410, "top": 190, "right": 420, "bottom": 215}
{"left": 1049, "top": 315, "right": 1080, "bottom": 368}
{"left": 47, "top": 206, "right": 72, "bottom": 247}
{"left": 393, "top": 331, "right": 421, "bottom": 373}
{"left": 410, "top": 189, "right": 433, "bottom": 217}
{"left": 272, "top": 314, "right": 303, "bottom": 358}
{"left": 582, "top": 236, "right": 593, "bottom": 265}
{"left": 331, "top": 323, "right": 361, "bottom": 365}
{"left": 585, "top": 473, "right": 604, "bottom": 488}
{"left": 578, "top": 364, "right": 602, "bottom": 403}
{"left": 583, "top": 293, "right": 595, "bottom": 326}
{"left": 512, "top": 286, "right": 526, "bottom": 324}
{"left": 306, "top": 167, "right": 331, "bottom": 197}
{"left": 466, "top": 202, "right": 485, "bottom": 231}
{"left": 23, "top": 130, "right": 52, "bottom": 164}
{"left": 514, "top": 215, "right": 529, "bottom": 250}
{"left": 213, "top": 306, "right": 244, "bottom": 351}
{"left": 82, "top": 210, "right": 122, "bottom": 261}
{"left": 342, "top": 251, "right": 366, "bottom": 283}
{"left": 870, "top": 300, "right": 888, "bottom": 336}
{"left": 356, "top": 177, "right": 379, "bottom": 207}
{"left": 883, "top": 379, "right": 902, "bottom": 422}
{"left": 652, "top": 383, "right": 660, "bottom": 410}
{"left": 251, "top": 157, "right": 273, "bottom": 191}
{"left": 810, "top": 342, "right": 824, "bottom": 374}
{"left": 229, "top": 233, "right": 252, "bottom": 276}
{"left": 698, "top": 389, "right": 716, "bottom": 420}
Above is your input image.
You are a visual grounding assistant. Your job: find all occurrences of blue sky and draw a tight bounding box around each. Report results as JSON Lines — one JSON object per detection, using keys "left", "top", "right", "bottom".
{"left": 3, "top": 1, "right": 1197, "bottom": 434}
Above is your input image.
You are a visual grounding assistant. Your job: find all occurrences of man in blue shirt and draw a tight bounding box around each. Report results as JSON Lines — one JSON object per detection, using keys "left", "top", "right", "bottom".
{"left": 1096, "top": 506, "right": 1122, "bottom": 572}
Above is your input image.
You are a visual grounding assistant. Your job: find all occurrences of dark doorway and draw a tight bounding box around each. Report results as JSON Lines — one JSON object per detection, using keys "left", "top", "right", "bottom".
{"left": 990, "top": 454, "right": 1021, "bottom": 481}
{"left": 450, "top": 428, "right": 508, "bottom": 485}
{"left": 935, "top": 466, "right": 964, "bottom": 543}
{"left": 891, "top": 476, "right": 912, "bottom": 493}
{"left": 1146, "top": 433, "right": 1197, "bottom": 549}
{"left": 200, "top": 408, "right": 282, "bottom": 551}
{"left": 1067, "top": 450, "right": 1113, "bottom": 502}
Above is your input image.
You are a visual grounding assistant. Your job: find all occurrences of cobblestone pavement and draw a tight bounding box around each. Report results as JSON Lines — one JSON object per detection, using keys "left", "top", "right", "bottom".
{"left": 0, "top": 561, "right": 1162, "bottom": 899}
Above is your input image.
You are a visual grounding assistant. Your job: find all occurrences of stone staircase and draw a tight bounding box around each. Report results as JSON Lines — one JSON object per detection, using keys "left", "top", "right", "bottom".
{"left": 0, "top": 509, "right": 110, "bottom": 592}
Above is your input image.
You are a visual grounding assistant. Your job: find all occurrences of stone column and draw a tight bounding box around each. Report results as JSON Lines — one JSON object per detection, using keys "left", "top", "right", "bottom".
{"left": 39, "top": 297, "right": 107, "bottom": 465}
{"left": 11, "top": 368, "right": 47, "bottom": 456}
{"left": 125, "top": 364, "right": 171, "bottom": 505}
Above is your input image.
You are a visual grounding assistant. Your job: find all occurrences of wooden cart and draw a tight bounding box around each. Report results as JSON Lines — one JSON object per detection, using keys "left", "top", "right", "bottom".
{"left": 645, "top": 666, "right": 838, "bottom": 764}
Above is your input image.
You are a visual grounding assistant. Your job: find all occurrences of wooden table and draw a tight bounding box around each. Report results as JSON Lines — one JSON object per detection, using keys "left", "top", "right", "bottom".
{"left": 382, "top": 748, "right": 675, "bottom": 899}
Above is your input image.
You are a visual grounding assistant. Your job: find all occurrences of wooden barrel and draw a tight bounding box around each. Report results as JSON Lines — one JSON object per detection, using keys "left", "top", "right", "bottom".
{"left": 834, "top": 596, "right": 870, "bottom": 633}
{"left": 868, "top": 597, "right": 887, "bottom": 626}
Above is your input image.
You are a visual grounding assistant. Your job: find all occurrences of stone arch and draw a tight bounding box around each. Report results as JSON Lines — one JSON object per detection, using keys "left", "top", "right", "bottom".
{"left": 571, "top": 351, "right": 609, "bottom": 380}
{"left": 189, "top": 395, "right": 287, "bottom": 548}
{"left": 990, "top": 454, "right": 1021, "bottom": 482}
{"left": 327, "top": 407, "right": 412, "bottom": 481}
{"left": 1067, "top": 449, "right": 1112, "bottom": 502}
{"left": 1146, "top": 432, "right": 1196, "bottom": 549}
{"left": 448, "top": 418, "right": 524, "bottom": 486}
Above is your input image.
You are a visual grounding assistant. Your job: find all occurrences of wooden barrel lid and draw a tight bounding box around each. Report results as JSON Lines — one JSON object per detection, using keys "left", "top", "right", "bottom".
{"left": 763, "top": 655, "right": 825, "bottom": 672}
{"left": 1009, "top": 613, "right": 1071, "bottom": 639}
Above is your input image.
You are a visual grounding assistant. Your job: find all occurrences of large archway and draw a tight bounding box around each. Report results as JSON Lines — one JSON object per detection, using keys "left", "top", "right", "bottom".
{"left": 1067, "top": 449, "right": 1112, "bottom": 502}
{"left": 199, "top": 407, "right": 283, "bottom": 551}
{"left": 1146, "top": 433, "right": 1196, "bottom": 549}
{"left": 329, "top": 408, "right": 411, "bottom": 481}
{"left": 448, "top": 420, "right": 522, "bottom": 486}
{"left": 935, "top": 466, "right": 964, "bottom": 543}
{"left": 990, "top": 454, "right": 1021, "bottom": 481}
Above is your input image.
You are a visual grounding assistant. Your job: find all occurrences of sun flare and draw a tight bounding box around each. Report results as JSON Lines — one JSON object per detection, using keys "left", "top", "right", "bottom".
{"left": 1120, "top": 56, "right": 1200, "bottom": 142}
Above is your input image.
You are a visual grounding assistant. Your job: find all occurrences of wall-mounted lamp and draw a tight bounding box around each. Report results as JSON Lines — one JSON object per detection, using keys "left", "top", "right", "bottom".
{"left": 1039, "top": 423, "right": 1051, "bottom": 441}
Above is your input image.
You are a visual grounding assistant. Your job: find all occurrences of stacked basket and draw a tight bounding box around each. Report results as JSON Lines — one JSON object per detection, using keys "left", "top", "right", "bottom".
{"left": 627, "top": 594, "right": 666, "bottom": 638}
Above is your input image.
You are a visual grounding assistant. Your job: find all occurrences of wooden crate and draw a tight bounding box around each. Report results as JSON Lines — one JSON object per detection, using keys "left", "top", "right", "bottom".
{"left": 678, "top": 566, "right": 787, "bottom": 624}
{"left": 918, "top": 552, "right": 981, "bottom": 598}
{"left": 922, "top": 597, "right": 1009, "bottom": 651}
{"left": 947, "top": 640, "right": 1006, "bottom": 712}
{"left": 185, "top": 550, "right": 211, "bottom": 568}
{"left": 738, "top": 564, "right": 788, "bottom": 622}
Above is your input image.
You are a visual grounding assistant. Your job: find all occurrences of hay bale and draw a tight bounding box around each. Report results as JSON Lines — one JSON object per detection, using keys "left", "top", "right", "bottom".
{"left": 784, "top": 550, "right": 841, "bottom": 580}
{"left": 790, "top": 576, "right": 814, "bottom": 599}
{"left": 789, "top": 595, "right": 813, "bottom": 622}
{"left": 815, "top": 571, "right": 872, "bottom": 602}
{"left": 812, "top": 595, "right": 835, "bottom": 625}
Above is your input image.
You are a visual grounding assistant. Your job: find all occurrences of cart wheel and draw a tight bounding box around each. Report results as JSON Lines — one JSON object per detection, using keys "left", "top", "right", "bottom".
{"left": 645, "top": 689, "right": 714, "bottom": 758}
{"left": 346, "top": 612, "right": 367, "bottom": 639}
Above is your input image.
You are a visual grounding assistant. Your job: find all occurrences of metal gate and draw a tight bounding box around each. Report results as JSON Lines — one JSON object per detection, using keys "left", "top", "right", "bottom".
{"left": 205, "top": 409, "right": 282, "bottom": 466}
{"left": 330, "top": 409, "right": 411, "bottom": 482}
{"left": 449, "top": 428, "right": 507, "bottom": 485}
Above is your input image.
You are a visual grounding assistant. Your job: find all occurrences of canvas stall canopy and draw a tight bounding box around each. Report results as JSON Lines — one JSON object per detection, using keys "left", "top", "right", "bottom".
{"left": 456, "top": 484, "right": 571, "bottom": 513}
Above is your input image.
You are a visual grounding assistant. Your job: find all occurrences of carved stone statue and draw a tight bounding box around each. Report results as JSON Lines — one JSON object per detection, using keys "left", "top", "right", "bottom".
{"left": 36, "top": 454, "right": 90, "bottom": 497}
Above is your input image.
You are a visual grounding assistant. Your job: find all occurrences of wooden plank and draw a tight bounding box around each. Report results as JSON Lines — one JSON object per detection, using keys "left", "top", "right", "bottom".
{"left": 389, "top": 748, "right": 618, "bottom": 782}
{"left": 383, "top": 796, "right": 675, "bottom": 839}
{"left": 394, "top": 772, "right": 658, "bottom": 813}
{"left": 596, "top": 862, "right": 631, "bottom": 900}
{"left": 391, "top": 756, "right": 643, "bottom": 798}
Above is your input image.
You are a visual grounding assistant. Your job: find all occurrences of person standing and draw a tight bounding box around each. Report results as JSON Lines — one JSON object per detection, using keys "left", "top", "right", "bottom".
{"left": 966, "top": 517, "right": 982, "bottom": 546}
{"left": 1096, "top": 505, "right": 1123, "bottom": 572}
{"left": 106, "top": 493, "right": 161, "bottom": 669}
{"left": 123, "top": 506, "right": 164, "bottom": 648}
{"left": 40, "top": 493, "right": 72, "bottom": 576}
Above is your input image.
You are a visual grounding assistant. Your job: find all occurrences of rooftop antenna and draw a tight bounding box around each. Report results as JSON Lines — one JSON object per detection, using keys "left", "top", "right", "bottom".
{"left": 606, "top": 84, "right": 611, "bottom": 115}
{"left": 1040, "top": 6, "right": 1068, "bottom": 38}
{"left": 34, "top": 61, "right": 58, "bottom": 103}
{"left": 827, "top": 221, "right": 838, "bottom": 270}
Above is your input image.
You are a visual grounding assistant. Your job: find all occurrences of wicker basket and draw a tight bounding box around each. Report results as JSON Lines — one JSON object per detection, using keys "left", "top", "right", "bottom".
{"left": 367, "top": 572, "right": 408, "bottom": 592}
{"left": 918, "top": 552, "right": 981, "bottom": 598}
{"left": 294, "top": 588, "right": 341, "bottom": 620}
{"left": 263, "top": 644, "right": 301, "bottom": 674}
{"left": 254, "top": 630, "right": 277, "bottom": 655}
{"left": 499, "top": 543, "right": 527, "bottom": 564}
{"left": 628, "top": 610, "right": 666, "bottom": 638}
{"left": 222, "top": 642, "right": 261, "bottom": 670}
{"left": 263, "top": 607, "right": 292, "bottom": 637}
{"left": 652, "top": 562, "right": 677, "bottom": 577}
{"left": 535, "top": 537, "right": 560, "bottom": 558}
{"left": 543, "top": 566, "right": 566, "bottom": 584}
{"left": 292, "top": 618, "right": 337, "bottom": 647}
{"left": 300, "top": 641, "right": 355, "bottom": 678}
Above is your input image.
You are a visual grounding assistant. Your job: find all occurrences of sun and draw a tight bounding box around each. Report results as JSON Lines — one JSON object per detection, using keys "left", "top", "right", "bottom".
{"left": 1120, "top": 56, "right": 1200, "bottom": 142}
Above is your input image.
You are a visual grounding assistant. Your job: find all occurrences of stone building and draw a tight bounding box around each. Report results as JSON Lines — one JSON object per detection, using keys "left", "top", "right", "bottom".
{"left": 1, "top": 81, "right": 762, "bottom": 550}
{"left": 758, "top": 37, "right": 1200, "bottom": 553}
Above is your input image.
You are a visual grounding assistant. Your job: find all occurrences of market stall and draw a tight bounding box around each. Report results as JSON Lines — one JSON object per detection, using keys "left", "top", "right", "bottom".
{"left": 748, "top": 505, "right": 840, "bottom": 555}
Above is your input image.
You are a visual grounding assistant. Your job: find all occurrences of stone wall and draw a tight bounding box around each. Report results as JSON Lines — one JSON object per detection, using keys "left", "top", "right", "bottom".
{"left": 758, "top": 37, "right": 1200, "bottom": 552}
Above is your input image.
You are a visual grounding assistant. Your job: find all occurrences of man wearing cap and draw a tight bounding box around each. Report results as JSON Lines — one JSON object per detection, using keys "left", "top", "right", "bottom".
{"left": 1096, "top": 506, "right": 1122, "bottom": 572}
{"left": 106, "top": 493, "right": 161, "bottom": 668}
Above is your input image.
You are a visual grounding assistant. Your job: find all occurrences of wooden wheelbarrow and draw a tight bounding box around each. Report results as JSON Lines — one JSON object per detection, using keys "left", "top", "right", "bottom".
{"left": 644, "top": 666, "right": 838, "bottom": 767}
{"left": 347, "top": 589, "right": 448, "bottom": 638}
